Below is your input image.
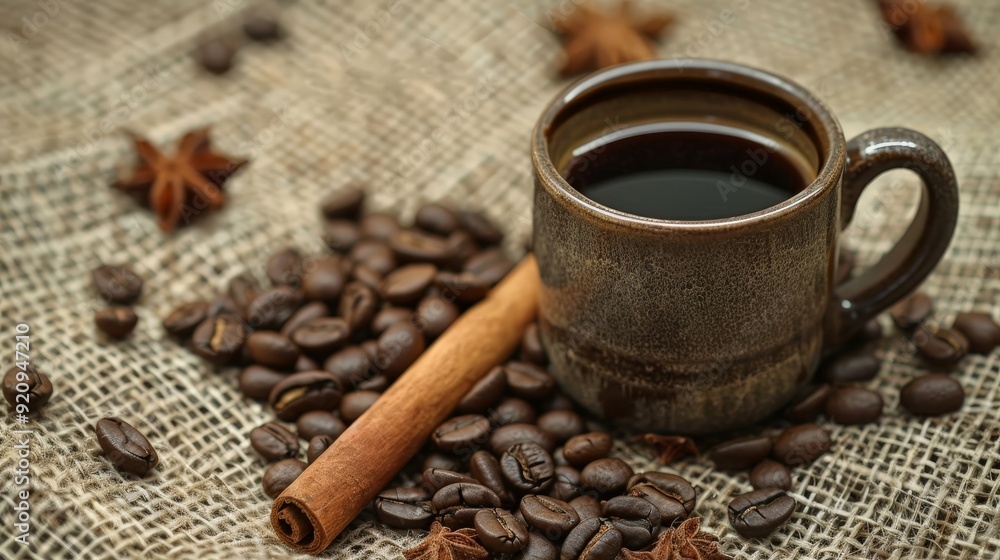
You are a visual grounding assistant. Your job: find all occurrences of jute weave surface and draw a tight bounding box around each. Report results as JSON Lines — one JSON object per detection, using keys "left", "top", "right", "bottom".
{"left": 1, "top": 0, "right": 998, "bottom": 558}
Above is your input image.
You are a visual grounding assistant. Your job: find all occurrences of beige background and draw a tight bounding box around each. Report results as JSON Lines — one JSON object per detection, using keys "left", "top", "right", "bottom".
{"left": 1, "top": 0, "right": 998, "bottom": 558}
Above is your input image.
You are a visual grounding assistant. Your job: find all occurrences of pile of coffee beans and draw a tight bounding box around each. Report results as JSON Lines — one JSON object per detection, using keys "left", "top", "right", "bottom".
{"left": 92, "top": 264, "right": 142, "bottom": 338}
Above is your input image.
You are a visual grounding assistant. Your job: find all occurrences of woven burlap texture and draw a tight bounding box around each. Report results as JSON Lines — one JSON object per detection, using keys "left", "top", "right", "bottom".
{"left": 1, "top": 0, "right": 998, "bottom": 558}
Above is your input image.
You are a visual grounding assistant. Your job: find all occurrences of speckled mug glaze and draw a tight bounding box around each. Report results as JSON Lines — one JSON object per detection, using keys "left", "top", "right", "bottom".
{"left": 532, "top": 59, "right": 959, "bottom": 434}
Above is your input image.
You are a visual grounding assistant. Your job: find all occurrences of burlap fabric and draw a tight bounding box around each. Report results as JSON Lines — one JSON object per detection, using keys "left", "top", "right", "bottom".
{"left": 1, "top": 0, "right": 998, "bottom": 558}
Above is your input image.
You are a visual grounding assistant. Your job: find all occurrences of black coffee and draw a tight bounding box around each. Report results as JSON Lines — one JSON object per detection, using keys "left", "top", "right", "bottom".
{"left": 563, "top": 125, "right": 814, "bottom": 220}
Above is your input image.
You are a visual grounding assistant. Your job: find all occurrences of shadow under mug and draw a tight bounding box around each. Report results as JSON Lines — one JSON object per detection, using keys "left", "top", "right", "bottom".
{"left": 531, "top": 59, "right": 959, "bottom": 434}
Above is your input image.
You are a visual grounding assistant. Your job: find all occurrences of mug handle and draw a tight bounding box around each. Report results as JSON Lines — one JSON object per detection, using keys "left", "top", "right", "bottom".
{"left": 825, "top": 127, "right": 959, "bottom": 347}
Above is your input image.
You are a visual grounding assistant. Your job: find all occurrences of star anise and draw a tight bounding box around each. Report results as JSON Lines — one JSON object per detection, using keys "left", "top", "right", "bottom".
{"left": 114, "top": 128, "right": 247, "bottom": 232}
{"left": 402, "top": 521, "right": 489, "bottom": 560}
{"left": 637, "top": 433, "right": 699, "bottom": 464}
{"left": 620, "top": 518, "right": 732, "bottom": 560}
{"left": 877, "top": 0, "right": 976, "bottom": 54}
{"left": 552, "top": 0, "right": 675, "bottom": 77}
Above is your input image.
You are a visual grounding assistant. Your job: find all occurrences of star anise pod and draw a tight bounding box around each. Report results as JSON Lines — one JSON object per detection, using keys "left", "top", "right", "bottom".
{"left": 620, "top": 518, "right": 732, "bottom": 560}
{"left": 877, "top": 0, "right": 976, "bottom": 54}
{"left": 402, "top": 521, "right": 489, "bottom": 560}
{"left": 637, "top": 433, "right": 699, "bottom": 464}
{"left": 114, "top": 128, "right": 247, "bottom": 232}
{"left": 552, "top": 0, "right": 675, "bottom": 77}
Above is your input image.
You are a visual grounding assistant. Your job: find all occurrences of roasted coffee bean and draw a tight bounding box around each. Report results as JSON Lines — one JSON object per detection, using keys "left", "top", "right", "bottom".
{"left": 504, "top": 362, "right": 556, "bottom": 400}
{"left": 198, "top": 40, "right": 234, "bottom": 74}
{"left": 728, "top": 488, "right": 796, "bottom": 538}
{"left": 772, "top": 424, "right": 831, "bottom": 466}
{"left": 247, "top": 331, "right": 300, "bottom": 369}
{"left": 915, "top": 326, "right": 969, "bottom": 367}
{"left": 95, "top": 417, "right": 158, "bottom": 476}
{"left": 422, "top": 468, "right": 480, "bottom": 493}
{"left": 2, "top": 366, "right": 53, "bottom": 413}
{"left": 325, "top": 220, "right": 363, "bottom": 253}
{"left": 95, "top": 306, "right": 138, "bottom": 338}
{"left": 266, "top": 247, "right": 303, "bottom": 286}
{"left": 422, "top": 452, "right": 465, "bottom": 474}
{"left": 263, "top": 458, "right": 307, "bottom": 498}
{"left": 434, "top": 271, "right": 490, "bottom": 303}
{"left": 208, "top": 295, "right": 243, "bottom": 318}
{"left": 521, "top": 322, "right": 548, "bottom": 365}
{"left": 464, "top": 249, "right": 514, "bottom": 286}
{"left": 580, "top": 458, "right": 632, "bottom": 498}
{"left": 250, "top": 422, "right": 299, "bottom": 461}
{"left": 456, "top": 210, "right": 503, "bottom": 245}
{"left": 296, "top": 410, "right": 347, "bottom": 441}
{"left": 280, "top": 301, "right": 330, "bottom": 337}
{"left": 375, "top": 487, "right": 433, "bottom": 530}
{"left": 569, "top": 495, "right": 602, "bottom": 522}
{"left": 825, "top": 386, "right": 883, "bottom": 425}
{"left": 445, "top": 230, "right": 479, "bottom": 267}
{"left": 243, "top": 15, "right": 281, "bottom": 40}
{"left": 351, "top": 264, "right": 384, "bottom": 292}
{"left": 491, "top": 398, "right": 537, "bottom": 426}
{"left": 749, "top": 460, "right": 792, "bottom": 491}
{"left": 362, "top": 340, "right": 380, "bottom": 362}
{"left": 340, "top": 390, "right": 380, "bottom": 423}
{"left": 323, "top": 346, "right": 371, "bottom": 387}
{"left": 952, "top": 312, "right": 1000, "bottom": 354}
{"left": 456, "top": 366, "right": 507, "bottom": 414}
{"left": 563, "top": 432, "right": 613, "bottom": 467}
{"left": 512, "top": 531, "right": 558, "bottom": 560}
{"left": 413, "top": 295, "right": 459, "bottom": 339}
{"left": 553, "top": 447, "right": 569, "bottom": 466}
{"left": 306, "top": 434, "right": 334, "bottom": 464}
{"left": 162, "top": 301, "right": 209, "bottom": 338}
{"left": 350, "top": 240, "right": 397, "bottom": 275}
{"left": 416, "top": 203, "right": 461, "bottom": 235}
{"left": 361, "top": 213, "right": 400, "bottom": 241}
{"left": 541, "top": 394, "right": 576, "bottom": 412}
{"left": 239, "top": 365, "right": 288, "bottom": 400}
{"left": 228, "top": 274, "right": 261, "bottom": 310}
{"left": 475, "top": 508, "right": 530, "bottom": 553}
{"left": 321, "top": 187, "right": 364, "bottom": 220}
{"left": 246, "top": 287, "right": 303, "bottom": 330}
{"left": 900, "top": 374, "right": 964, "bottom": 415}
{"left": 784, "top": 384, "right": 833, "bottom": 423}
{"left": 301, "top": 256, "right": 347, "bottom": 303}
{"left": 432, "top": 482, "right": 502, "bottom": 529}
{"left": 626, "top": 472, "right": 696, "bottom": 522}
{"left": 92, "top": 264, "right": 143, "bottom": 304}
{"left": 372, "top": 307, "right": 413, "bottom": 335}
{"left": 470, "top": 450, "right": 514, "bottom": 505}
{"left": 560, "top": 518, "right": 622, "bottom": 560}
{"left": 269, "top": 371, "right": 343, "bottom": 421}
{"left": 291, "top": 317, "right": 350, "bottom": 358}
{"left": 192, "top": 314, "right": 247, "bottom": 365}
{"left": 537, "top": 410, "right": 586, "bottom": 443}
{"left": 520, "top": 495, "right": 580, "bottom": 540}
{"left": 490, "top": 423, "right": 557, "bottom": 455}
{"left": 379, "top": 263, "right": 436, "bottom": 304}
{"left": 549, "top": 465, "right": 582, "bottom": 501}
{"left": 709, "top": 435, "right": 773, "bottom": 470}
{"left": 357, "top": 373, "right": 389, "bottom": 392}
{"left": 295, "top": 354, "right": 319, "bottom": 372}
{"left": 501, "top": 442, "right": 555, "bottom": 493}
{"left": 433, "top": 414, "right": 491, "bottom": 453}
{"left": 891, "top": 291, "right": 932, "bottom": 330}
{"left": 860, "top": 318, "right": 883, "bottom": 342}
{"left": 374, "top": 322, "right": 425, "bottom": 378}
{"left": 603, "top": 495, "right": 661, "bottom": 549}
{"left": 391, "top": 229, "right": 454, "bottom": 265}
{"left": 339, "top": 282, "right": 378, "bottom": 334}
{"left": 820, "top": 348, "right": 880, "bottom": 384}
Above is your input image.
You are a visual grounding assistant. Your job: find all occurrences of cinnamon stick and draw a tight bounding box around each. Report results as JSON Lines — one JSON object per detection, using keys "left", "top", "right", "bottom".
{"left": 270, "top": 255, "right": 541, "bottom": 554}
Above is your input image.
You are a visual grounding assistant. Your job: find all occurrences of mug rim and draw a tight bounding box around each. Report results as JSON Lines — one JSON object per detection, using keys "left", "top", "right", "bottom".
{"left": 531, "top": 58, "right": 846, "bottom": 231}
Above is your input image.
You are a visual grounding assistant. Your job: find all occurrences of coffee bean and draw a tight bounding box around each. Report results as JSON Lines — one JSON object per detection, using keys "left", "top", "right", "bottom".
{"left": 490, "top": 398, "right": 537, "bottom": 426}
{"left": 824, "top": 386, "right": 883, "bottom": 425}
{"left": 569, "top": 495, "right": 602, "bottom": 522}
{"left": 520, "top": 495, "right": 580, "bottom": 540}
{"left": 422, "top": 468, "right": 480, "bottom": 493}
{"left": 709, "top": 435, "right": 773, "bottom": 470}
{"left": 306, "top": 434, "right": 334, "bottom": 464}
{"left": 2, "top": 366, "right": 53, "bottom": 413}
{"left": 208, "top": 295, "right": 243, "bottom": 319}
{"left": 301, "top": 256, "right": 347, "bottom": 303}
{"left": 580, "top": 458, "right": 632, "bottom": 498}
{"left": 512, "top": 531, "right": 558, "bottom": 560}
{"left": 295, "top": 355, "right": 319, "bottom": 372}
{"left": 362, "top": 340, "right": 379, "bottom": 363}
{"left": 192, "top": 314, "right": 248, "bottom": 365}
{"left": 296, "top": 410, "right": 346, "bottom": 441}
{"left": 952, "top": 312, "right": 1000, "bottom": 354}
{"left": 266, "top": 247, "right": 303, "bottom": 287}
{"left": 247, "top": 331, "right": 300, "bottom": 369}
{"left": 433, "top": 414, "right": 491, "bottom": 454}
{"left": 198, "top": 40, "right": 234, "bottom": 74}
{"left": 602, "top": 495, "right": 661, "bottom": 549}
{"left": 537, "top": 410, "right": 586, "bottom": 443}
{"left": 391, "top": 229, "right": 454, "bottom": 265}
{"left": 323, "top": 346, "right": 372, "bottom": 387}
{"left": 434, "top": 271, "right": 490, "bottom": 304}
{"left": 243, "top": 15, "right": 281, "bottom": 41}
{"left": 361, "top": 213, "right": 400, "bottom": 241}
{"left": 228, "top": 274, "right": 261, "bottom": 311}
{"left": 414, "top": 203, "right": 460, "bottom": 236}
{"left": 263, "top": 458, "right": 307, "bottom": 498}
{"left": 250, "top": 422, "right": 299, "bottom": 461}
{"left": 246, "top": 287, "right": 303, "bottom": 330}
{"left": 413, "top": 295, "right": 459, "bottom": 339}
{"left": 560, "top": 518, "right": 622, "bottom": 560}
{"left": 541, "top": 394, "right": 576, "bottom": 412}
{"left": 282, "top": 302, "right": 334, "bottom": 340}
{"left": 372, "top": 307, "right": 413, "bottom": 335}
{"left": 445, "top": 230, "right": 479, "bottom": 268}
{"left": 475, "top": 508, "right": 530, "bottom": 553}
{"left": 469, "top": 450, "right": 513, "bottom": 501}
{"left": 379, "top": 263, "right": 436, "bottom": 304}
{"left": 900, "top": 374, "right": 964, "bottom": 416}
{"left": 350, "top": 240, "right": 397, "bottom": 275}
{"left": 521, "top": 322, "right": 548, "bottom": 365}
{"left": 321, "top": 187, "right": 364, "bottom": 220}
{"left": 891, "top": 291, "right": 932, "bottom": 330}
{"left": 549, "top": 465, "right": 582, "bottom": 502}
{"left": 456, "top": 366, "right": 507, "bottom": 414}
{"left": 291, "top": 317, "right": 350, "bottom": 358}
{"left": 339, "top": 282, "right": 378, "bottom": 333}
{"left": 464, "top": 249, "right": 514, "bottom": 286}
{"left": 915, "top": 326, "right": 969, "bottom": 367}
{"left": 820, "top": 348, "right": 880, "bottom": 384}
{"left": 422, "top": 452, "right": 465, "bottom": 473}
{"left": 375, "top": 487, "right": 433, "bottom": 530}
{"left": 859, "top": 318, "right": 883, "bottom": 342}
{"left": 238, "top": 365, "right": 288, "bottom": 400}
{"left": 374, "top": 323, "right": 425, "bottom": 378}
{"left": 553, "top": 447, "right": 569, "bottom": 466}
{"left": 92, "top": 264, "right": 143, "bottom": 304}
{"left": 728, "top": 487, "right": 796, "bottom": 538}
{"left": 626, "top": 472, "right": 696, "bottom": 523}
{"left": 162, "top": 301, "right": 209, "bottom": 338}
{"left": 490, "top": 423, "right": 557, "bottom": 455}
{"left": 340, "top": 390, "right": 381, "bottom": 423}
{"left": 456, "top": 211, "right": 503, "bottom": 245}
{"left": 504, "top": 362, "right": 556, "bottom": 400}
{"left": 95, "top": 417, "right": 158, "bottom": 476}
{"left": 562, "top": 432, "right": 612, "bottom": 467}
{"left": 95, "top": 306, "right": 138, "bottom": 338}
{"left": 325, "top": 220, "right": 363, "bottom": 253}
{"left": 432, "top": 482, "right": 502, "bottom": 529}
{"left": 269, "top": 371, "right": 343, "bottom": 421}
{"left": 784, "top": 384, "right": 833, "bottom": 423}
{"left": 749, "top": 460, "right": 792, "bottom": 491}
{"left": 772, "top": 424, "right": 831, "bottom": 466}
{"left": 501, "top": 442, "right": 555, "bottom": 493}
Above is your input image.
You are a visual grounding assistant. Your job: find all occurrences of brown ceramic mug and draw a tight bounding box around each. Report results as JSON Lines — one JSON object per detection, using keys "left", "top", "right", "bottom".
{"left": 531, "top": 59, "right": 959, "bottom": 434}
